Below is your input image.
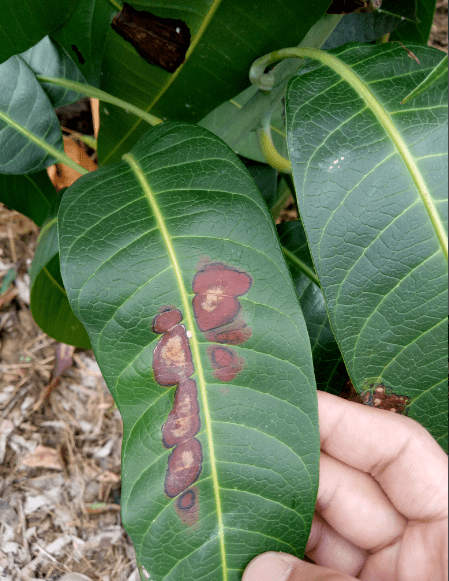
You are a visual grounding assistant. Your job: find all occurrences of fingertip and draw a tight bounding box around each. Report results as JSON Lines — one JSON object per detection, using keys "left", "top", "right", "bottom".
{"left": 242, "top": 552, "right": 296, "bottom": 581}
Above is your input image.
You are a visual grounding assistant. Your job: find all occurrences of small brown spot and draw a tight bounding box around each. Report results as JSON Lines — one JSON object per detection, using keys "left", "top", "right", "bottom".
{"left": 111, "top": 3, "right": 190, "bottom": 73}
{"left": 164, "top": 438, "right": 202, "bottom": 497}
{"left": 208, "top": 345, "right": 245, "bottom": 383}
{"left": 153, "top": 308, "right": 183, "bottom": 334}
{"left": 175, "top": 486, "right": 200, "bottom": 528}
{"left": 153, "top": 325, "right": 194, "bottom": 386}
{"left": 162, "top": 379, "right": 200, "bottom": 448}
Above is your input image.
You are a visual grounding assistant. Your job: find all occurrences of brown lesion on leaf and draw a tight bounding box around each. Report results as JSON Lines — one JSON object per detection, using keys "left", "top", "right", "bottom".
{"left": 164, "top": 438, "right": 203, "bottom": 497}
{"left": 111, "top": 3, "right": 191, "bottom": 73}
{"left": 162, "top": 378, "right": 200, "bottom": 448}
{"left": 175, "top": 486, "right": 200, "bottom": 527}
{"left": 207, "top": 345, "right": 245, "bottom": 383}
{"left": 152, "top": 309, "right": 194, "bottom": 386}
{"left": 360, "top": 383, "right": 411, "bottom": 414}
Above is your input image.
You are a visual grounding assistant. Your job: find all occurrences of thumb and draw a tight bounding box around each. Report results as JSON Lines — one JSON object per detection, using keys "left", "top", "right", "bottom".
{"left": 242, "top": 552, "right": 358, "bottom": 581}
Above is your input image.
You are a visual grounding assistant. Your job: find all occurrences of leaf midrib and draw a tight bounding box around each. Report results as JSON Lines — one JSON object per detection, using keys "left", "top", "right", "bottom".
{"left": 122, "top": 151, "right": 227, "bottom": 580}
{"left": 285, "top": 46, "right": 448, "bottom": 260}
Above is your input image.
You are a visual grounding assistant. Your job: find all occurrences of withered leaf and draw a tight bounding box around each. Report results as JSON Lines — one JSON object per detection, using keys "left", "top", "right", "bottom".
{"left": 111, "top": 3, "right": 190, "bottom": 73}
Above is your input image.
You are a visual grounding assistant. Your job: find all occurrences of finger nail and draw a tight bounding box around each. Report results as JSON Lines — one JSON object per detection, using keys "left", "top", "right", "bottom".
{"left": 242, "top": 552, "right": 294, "bottom": 581}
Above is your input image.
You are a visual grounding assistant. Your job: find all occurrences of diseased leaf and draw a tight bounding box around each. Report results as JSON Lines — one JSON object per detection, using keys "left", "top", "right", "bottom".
{"left": 278, "top": 221, "right": 348, "bottom": 395}
{"left": 59, "top": 122, "right": 319, "bottom": 580}
{"left": 97, "top": 0, "right": 332, "bottom": 165}
{"left": 286, "top": 43, "right": 448, "bottom": 449}
{"left": 111, "top": 2, "right": 191, "bottom": 73}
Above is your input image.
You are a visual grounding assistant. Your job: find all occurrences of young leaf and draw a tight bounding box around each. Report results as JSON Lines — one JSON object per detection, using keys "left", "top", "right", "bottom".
{"left": 59, "top": 122, "right": 319, "bottom": 580}
{"left": 278, "top": 221, "right": 348, "bottom": 395}
{"left": 29, "top": 214, "right": 91, "bottom": 349}
{"left": 97, "top": 0, "right": 332, "bottom": 165}
{"left": 286, "top": 43, "right": 448, "bottom": 449}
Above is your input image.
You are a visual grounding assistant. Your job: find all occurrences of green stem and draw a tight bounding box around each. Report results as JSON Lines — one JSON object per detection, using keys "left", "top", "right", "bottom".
{"left": 258, "top": 109, "right": 292, "bottom": 173}
{"left": 281, "top": 245, "right": 320, "bottom": 287}
{"left": 0, "top": 110, "right": 89, "bottom": 175}
{"left": 250, "top": 47, "right": 449, "bottom": 261}
{"left": 270, "top": 179, "right": 292, "bottom": 221}
{"left": 37, "top": 76, "right": 163, "bottom": 127}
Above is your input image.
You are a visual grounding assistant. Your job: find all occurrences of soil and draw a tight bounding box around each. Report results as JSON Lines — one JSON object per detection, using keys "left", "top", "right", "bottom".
{"left": 0, "top": 9, "right": 447, "bottom": 580}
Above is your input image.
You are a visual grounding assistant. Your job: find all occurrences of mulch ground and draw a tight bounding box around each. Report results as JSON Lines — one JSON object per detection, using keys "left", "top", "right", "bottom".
{"left": 0, "top": 9, "right": 447, "bottom": 580}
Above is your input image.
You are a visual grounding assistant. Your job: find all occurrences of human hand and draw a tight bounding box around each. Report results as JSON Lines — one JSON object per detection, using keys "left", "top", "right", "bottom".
{"left": 242, "top": 390, "right": 448, "bottom": 581}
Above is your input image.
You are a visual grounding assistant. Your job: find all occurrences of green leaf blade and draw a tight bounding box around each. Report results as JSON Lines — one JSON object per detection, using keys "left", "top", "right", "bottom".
{"left": 29, "top": 217, "right": 91, "bottom": 349}
{"left": 59, "top": 123, "right": 319, "bottom": 579}
{"left": 286, "top": 43, "right": 448, "bottom": 447}
{"left": 97, "top": 0, "right": 332, "bottom": 165}
{"left": 0, "top": 56, "right": 63, "bottom": 174}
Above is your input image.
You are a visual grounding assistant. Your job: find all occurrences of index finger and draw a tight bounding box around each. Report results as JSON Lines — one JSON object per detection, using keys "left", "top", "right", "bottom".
{"left": 317, "top": 390, "right": 448, "bottom": 521}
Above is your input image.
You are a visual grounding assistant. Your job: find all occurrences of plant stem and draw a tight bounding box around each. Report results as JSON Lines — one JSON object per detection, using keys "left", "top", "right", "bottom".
{"left": 0, "top": 110, "right": 89, "bottom": 176}
{"left": 37, "top": 76, "right": 164, "bottom": 127}
{"left": 270, "top": 179, "right": 292, "bottom": 221}
{"left": 281, "top": 245, "right": 320, "bottom": 287}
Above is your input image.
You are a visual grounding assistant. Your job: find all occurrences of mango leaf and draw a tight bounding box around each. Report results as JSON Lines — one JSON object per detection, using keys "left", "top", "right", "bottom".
{"left": 0, "top": 0, "right": 77, "bottom": 65}
{"left": 286, "top": 43, "right": 448, "bottom": 449}
{"left": 97, "top": 0, "right": 332, "bottom": 165}
{"left": 29, "top": 209, "right": 91, "bottom": 349}
{"left": 0, "top": 171, "right": 57, "bottom": 227}
{"left": 242, "top": 158, "right": 278, "bottom": 209}
{"left": 389, "top": 0, "right": 438, "bottom": 43}
{"left": 278, "top": 221, "right": 347, "bottom": 395}
{"left": 322, "top": 10, "right": 401, "bottom": 47}
{"left": 51, "top": 0, "right": 118, "bottom": 87}
{"left": 59, "top": 122, "right": 319, "bottom": 580}
{"left": 0, "top": 55, "right": 62, "bottom": 173}
{"left": 21, "top": 36, "right": 88, "bottom": 107}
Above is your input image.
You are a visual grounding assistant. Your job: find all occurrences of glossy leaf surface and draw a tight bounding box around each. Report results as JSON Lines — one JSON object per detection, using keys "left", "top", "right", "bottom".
{"left": 59, "top": 123, "right": 319, "bottom": 580}
{"left": 0, "top": 0, "right": 77, "bottom": 65}
{"left": 286, "top": 43, "right": 448, "bottom": 448}
{"left": 29, "top": 215, "right": 91, "bottom": 349}
{"left": 97, "top": 0, "right": 331, "bottom": 165}
{"left": 278, "top": 221, "right": 347, "bottom": 395}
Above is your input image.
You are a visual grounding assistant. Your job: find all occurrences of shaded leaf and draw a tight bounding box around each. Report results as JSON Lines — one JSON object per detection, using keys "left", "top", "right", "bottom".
{"left": 59, "top": 122, "right": 319, "bottom": 580}
{"left": 29, "top": 215, "right": 91, "bottom": 349}
{"left": 0, "top": 0, "right": 77, "bottom": 65}
{"left": 278, "top": 221, "right": 348, "bottom": 395}
{"left": 51, "top": 0, "right": 117, "bottom": 87}
{"left": 286, "top": 43, "right": 448, "bottom": 449}
{"left": 322, "top": 10, "right": 402, "bottom": 47}
{"left": 0, "top": 171, "right": 57, "bottom": 227}
{"left": 389, "top": 0, "right": 437, "bottom": 43}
